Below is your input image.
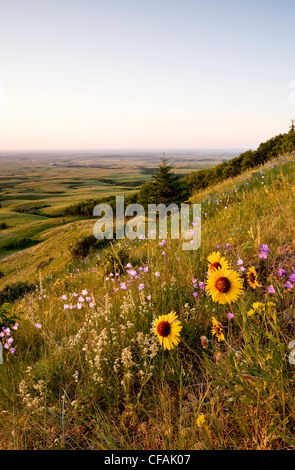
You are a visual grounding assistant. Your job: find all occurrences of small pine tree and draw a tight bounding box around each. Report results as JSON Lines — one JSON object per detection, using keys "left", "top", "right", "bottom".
{"left": 138, "top": 157, "right": 190, "bottom": 206}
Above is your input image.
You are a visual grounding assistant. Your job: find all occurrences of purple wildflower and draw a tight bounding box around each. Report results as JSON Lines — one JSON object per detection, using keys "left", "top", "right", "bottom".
{"left": 127, "top": 269, "right": 138, "bottom": 277}
{"left": 258, "top": 244, "right": 269, "bottom": 260}
{"left": 267, "top": 285, "right": 276, "bottom": 294}
{"left": 277, "top": 268, "right": 287, "bottom": 277}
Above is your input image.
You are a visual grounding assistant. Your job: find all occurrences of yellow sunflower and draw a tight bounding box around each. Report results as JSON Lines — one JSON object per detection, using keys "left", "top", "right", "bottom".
{"left": 211, "top": 317, "right": 225, "bottom": 342}
{"left": 207, "top": 251, "right": 230, "bottom": 273}
{"left": 247, "top": 267, "right": 260, "bottom": 289}
{"left": 206, "top": 266, "right": 243, "bottom": 304}
{"left": 153, "top": 311, "right": 182, "bottom": 350}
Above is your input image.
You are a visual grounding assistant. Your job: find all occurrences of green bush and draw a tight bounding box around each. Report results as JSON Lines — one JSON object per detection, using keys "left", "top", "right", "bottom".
{"left": 70, "top": 235, "right": 111, "bottom": 260}
{"left": 0, "top": 281, "right": 35, "bottom": 305}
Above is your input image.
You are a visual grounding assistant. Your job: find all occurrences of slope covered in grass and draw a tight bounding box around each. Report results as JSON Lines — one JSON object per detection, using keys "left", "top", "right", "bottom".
{"left": 0, "top": 218, "right": 95, "bottom": 291}
{"left": 0, "top": 152, "right": 295, "bottom": 450}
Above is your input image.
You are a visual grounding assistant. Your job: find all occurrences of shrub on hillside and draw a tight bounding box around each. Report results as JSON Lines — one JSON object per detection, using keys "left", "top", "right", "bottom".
{"left": 0, "top": 281, "right": 35, "bottom": 305}
{"left": 70, "top": 235, "right": 111, "bottom": 260}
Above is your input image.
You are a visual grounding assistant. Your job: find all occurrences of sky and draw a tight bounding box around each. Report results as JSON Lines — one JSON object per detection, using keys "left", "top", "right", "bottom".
{"left": 0, "top": 0, "right": 295, "bottom": 151}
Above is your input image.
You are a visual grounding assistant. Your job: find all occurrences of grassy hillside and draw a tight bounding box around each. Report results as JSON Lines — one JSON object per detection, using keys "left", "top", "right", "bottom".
{"left": 0, "top": 219, "right": 95, "bottom": 292}
{"left": 0, "top": 151, "right": 295, "bottom": 450}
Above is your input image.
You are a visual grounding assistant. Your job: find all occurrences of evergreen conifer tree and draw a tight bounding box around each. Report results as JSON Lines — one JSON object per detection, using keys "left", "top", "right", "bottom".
{"left": 138, "top": 157, "right": 190, "bottom": 206}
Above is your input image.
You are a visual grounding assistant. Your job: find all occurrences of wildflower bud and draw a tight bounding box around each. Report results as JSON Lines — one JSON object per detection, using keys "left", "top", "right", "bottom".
{"left": 200, "top": 336, "right": 209, "bottom": 349}
{"left": 215, "top": 351, "right": 222, "bottom": 362}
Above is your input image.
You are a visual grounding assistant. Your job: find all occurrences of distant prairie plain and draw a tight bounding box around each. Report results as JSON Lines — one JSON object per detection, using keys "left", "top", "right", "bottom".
{"left": 0, "top": 149, "right": 242, "bottom": 264}
{"left": 0, "top": 148, "right": 243, "bottom": 208}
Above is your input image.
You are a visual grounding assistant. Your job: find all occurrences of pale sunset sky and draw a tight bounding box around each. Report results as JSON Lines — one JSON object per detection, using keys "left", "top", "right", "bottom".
{"left": 0, "top": 0, "right": 295, "bottom": 151}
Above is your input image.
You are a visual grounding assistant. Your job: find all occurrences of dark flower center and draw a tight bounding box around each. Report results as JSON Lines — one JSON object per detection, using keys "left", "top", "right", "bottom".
{"left": 210, "top": 262, "right": 222, "bottom": 271}
{"left": 249, "top": 272, "right": 256, "bottom": 282}
{"left": 215, "top": 325, "right": 222, "bottom": 335}
{"left": 215, "top": 276, "right": 231, "bottom": 293}
{"left": 157, "top": 321, "right": 171, "bottom": 337}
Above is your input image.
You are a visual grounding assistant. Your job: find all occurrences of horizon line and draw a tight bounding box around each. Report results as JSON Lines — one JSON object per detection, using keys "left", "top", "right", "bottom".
{"left": 0, "top": 147, "right": 250, "bottom": 153}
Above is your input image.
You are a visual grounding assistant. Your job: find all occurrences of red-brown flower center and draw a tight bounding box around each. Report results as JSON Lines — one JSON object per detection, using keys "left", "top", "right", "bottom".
{"left": 210, "top": 262, "right": 222, "bottom": 271}
{"left": 249, "top": 272, "right": 256, "bottom": 282}
{"left": 215, "top": 276, "right": 231, "bottom": 293}
{"left": 157, "top": 321, "right": 171, "bottom": 337}
{"left": 214, "top": 324, "right": 223, "bottom": 335}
